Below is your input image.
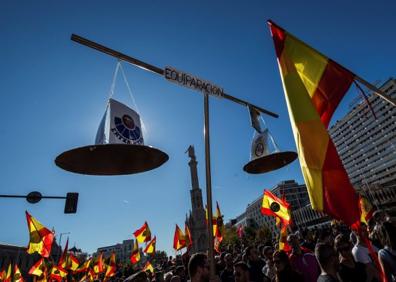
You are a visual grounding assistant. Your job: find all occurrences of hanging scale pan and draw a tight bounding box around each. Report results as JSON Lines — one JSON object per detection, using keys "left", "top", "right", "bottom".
{"left": 243, "top": 132, "right": 297, "bottom": 174}
{"left": 55, "top": 99, "right": 168, "bottom": 175}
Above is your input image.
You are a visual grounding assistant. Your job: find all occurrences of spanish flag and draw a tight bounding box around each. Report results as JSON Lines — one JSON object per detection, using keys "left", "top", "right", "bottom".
{"left": 144, "top": 236, "right": 156, "bottom": 255}
{"left": 143, "top": 261, "right": 154, "bottom": 273}
{"left": 173, "top": 224, "right": 186, "bottom": 251}
{"left": 185, "top": 224, "right": 192, "bottom": 249}
{"left": 3, "top": 264, "right": 11, "bottom": 282}
{"left": 28, "top": 258, "right": 45, "bottom": 277}
{"left": 75, "top": 258, "right": 91, "bottom": 273}
{"left": 50, "top": 265, "right": 67, "bottom": 281}
{"left": 278, "top": 224, "right": 291, "bottom": 252}
{"left": 359, "top": 195, "right": 375, "bottom": 224}
{"left": 215, "top": 201, "right": 224, "bottom": 241}
{"left": 130, "top": 240, "right": 140, "bottom": 264}
{"left": 14, "top": 264, "right": 24, "bottom": 282}
{"left": 268, "top": 20, "right": 360, "bottom": 226}
{"left": 0, "top": 267, "right": 5, "bottom": 281}
{"left": 133, "top": 222, "right": 151, "bottom": 243}
{"left": 58, "top": 238, "right": 69, "bottom": 269}
{"left": 93, "top": 252, "right": 104, "bottom": 274}
{"left": 66, "top": 254, "right": 80, "bottom": 271}
{"left": 25, "top": 211, "right": 54, "bottom": 258}
{"left": 104, "top": 252, "right": 116, "bottom": 280}
{"left": 261, "top": 190, "right": 290, "bottom": 224}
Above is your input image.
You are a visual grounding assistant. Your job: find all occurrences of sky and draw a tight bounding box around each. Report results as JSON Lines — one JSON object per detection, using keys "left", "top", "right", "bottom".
{"left": 1, "top": 0, "right": 395, "bottom": 256}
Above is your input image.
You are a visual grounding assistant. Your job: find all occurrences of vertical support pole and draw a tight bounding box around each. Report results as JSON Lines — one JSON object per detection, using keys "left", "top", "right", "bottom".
{"left": 203, "top": 92, "right": 215, "bottom": 278}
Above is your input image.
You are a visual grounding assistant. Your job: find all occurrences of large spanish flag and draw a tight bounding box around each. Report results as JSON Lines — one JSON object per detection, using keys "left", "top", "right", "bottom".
{"left": 268, "top": 20, "right": 360, "bottom": 226}
{"left": 144, "top": 236, "right": 156, "bottom": 254}
{"left": 25, "top": 211, "right": 54, "bottom": 258}
{"left": 173, "top": 224, "right": 186, "bottom": 251}
{"left": 133, "top": 222, "right": 151, "bottom": 243}
{"left": 261, "top": 190, "right": 290, "bottom": 224}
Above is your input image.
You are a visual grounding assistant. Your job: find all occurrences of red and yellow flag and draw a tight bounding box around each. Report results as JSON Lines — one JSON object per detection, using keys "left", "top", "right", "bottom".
{"left": 278, "top": 224, "right": 291, "bottom": 252}
{"left": 75, "top": 258, "right": 91, "bottom": 273}
{"left": 66, "top": 254, "right": 80, "bottom": 271}
{"left": 130, "top": 240, "right": 140, "bottom": 264}
{"left": 261, "top": 190, "right": 290, "bottom": 224}
{"left": 143, "top": 261, "right": 154, "bottom": 273}
{"left": 50, "top": 265, "right": 67, "bottom": 281}
{"left": 359, "top": 195, "right": 375, "bottom": 224}
{"left": 28, "top": 258, "right": 46, "bottom": 277}
{"left": 104, "top": 252, "right": 116, "bottom": 280}
{"left": 185, "top": 224, "right": 192, "bottom": 249}
{"left": 144, "top": 236, "right": 156, "bottom": 255}
{"left": 133, "top": 222, "right": 151, "bottom": 243}
{"left": 0, "top": 267, "right": 5, "bottom": 281}
{"left": 3, "top": 264, "right": 11, "bottom": 282}
{"left": 58, "top": 238, "right": 69, "bottom": 270}
{"left": 14, "top": 264, "right": 24, "bottom": 282}
{"left": 173, "top": 224, "right": 186, "bottom": 251}
{"left": 93, "top": 252, "right": 104, "bottom": 274}
{"left": 268, "top": 20, "right": 360, "bottom": 227}
{"left": 25, "top": 211, "right": 54, "bottom": 258}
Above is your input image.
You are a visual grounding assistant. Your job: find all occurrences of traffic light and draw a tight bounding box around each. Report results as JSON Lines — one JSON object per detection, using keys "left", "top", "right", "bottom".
{"left": 64, "top": 193, "right": 79, "bottom": 214}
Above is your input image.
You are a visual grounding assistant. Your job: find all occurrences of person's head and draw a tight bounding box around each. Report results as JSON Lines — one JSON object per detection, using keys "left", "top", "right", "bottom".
{"left": 224, "top": 253, "right": 233, "bottom": 268}
{"left": 233, "top": 262, "right": 250, "bottom": 282}
{"left": 286, "top": 234, "right": 300, "bottom": 252}
{"left": 128, "top": 271, "right": 149, "bottom": 282}
{"left": 244, "top": 246, "right": 259, "bottom": 262}
{"left": 373, "top": 210, "right": 388, "bottom": 224}
{"left": 272, "top": 250, "right": 290, "bottom": 273}
{"left": 155, "top": 271, "right": 164, "bottom": 282}
{"left": 315, "top": 243, "right": 339, "bottom": 273}
{"left": 376, "top": 221, "right": 396, "bottom": 249}
{"left": 188, "top": 253, "right": 209, "bottom": 282}
{"left": 175, "top": 266, "right": 185, "bottom": 280}
{"left": 262, "top": 246, "right": 274, "bottom": 261}
{"left": 317, "top": 228, "right": 333, "bottom": 246}
{"left": 334, "top": 233, "right": 353, "bottom": 260}
{"left": 170, "top": 275, "right": 181, "bottom": 282}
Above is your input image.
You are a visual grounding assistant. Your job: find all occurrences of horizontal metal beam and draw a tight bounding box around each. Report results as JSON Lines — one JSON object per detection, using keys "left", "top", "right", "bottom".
{"left": 71, "top": 34, "right": 279, "bottom": 118}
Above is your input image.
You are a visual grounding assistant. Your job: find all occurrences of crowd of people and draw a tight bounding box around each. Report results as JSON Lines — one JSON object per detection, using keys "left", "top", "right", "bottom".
{"left": 116, "top": 210, "right": 396, "bottom": 282}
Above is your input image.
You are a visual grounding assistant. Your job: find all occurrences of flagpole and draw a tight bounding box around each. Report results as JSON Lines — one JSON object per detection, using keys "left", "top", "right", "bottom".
{"left": 354, "top": 76, "right": 396, "bottom": 106}
{"left": 203, "top": 92, "right": 215, "bottom": 278}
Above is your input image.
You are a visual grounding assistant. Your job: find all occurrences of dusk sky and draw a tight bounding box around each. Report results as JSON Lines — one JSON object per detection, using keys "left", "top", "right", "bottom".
{"left": 1, "top": 0, "right": 395, "bottom": 256}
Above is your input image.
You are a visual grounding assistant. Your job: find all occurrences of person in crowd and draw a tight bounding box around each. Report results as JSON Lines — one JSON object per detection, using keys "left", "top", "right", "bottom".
{"left": 273, "top": 250, "right": 303, "bottom": 282}
{"left": 367, "top": 218, "right": 382, "bottom": 250}
{"left": 170, "top": 275, "right": 181, "bottom": 282}
{"left": 188, "top": 253, "right": 210, "bottom": 282}
{"left": 376, "top": 221, "right": 396, "bottom": 281}
{"left": 175, "top": 266, "right": 187, "bottom": 282}
{"left": 301, "top": 229, "right": 316, "bottom": 251}
{"left": 351, "top": 223, "right": 379, "bottom": 281}
{"left": 287, "top": 233, "right": 320, "bottom": 282}
{"left": 262, "top": 246, "right": 275, "bottom": 281}
{"left": 233, "top": 262, "right": 250, "bottom": 282}
{"left": 315, "top": 242, "right": 340, "bottom": 282}
{"left": 334, "top": 233, "right": 367, "bottom": 282}
{"left": 244, "top": 246, "right": 265, "bottom": 282}
{"left": 220, "top": 253, "right": 234, "bottom": 282}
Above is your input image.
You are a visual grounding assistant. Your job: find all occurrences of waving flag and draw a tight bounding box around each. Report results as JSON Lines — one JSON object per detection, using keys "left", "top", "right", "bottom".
{"left": 143, "top": 261, "right": 154, "bottom": 273}
{"left": 3, "top": 264, "right": 11, "bottom": 282}
{"left": 50, "top": 265, "right": 67, "bottom": 281}
{"left": 144, "top": 236, "right": 156, "bottom": 255}
{"left": 58, "top": 238, "right": 69, "bottom": 270}
{"left": 75, "top": 258, "right": 91, "bottom": 273}
{"left": 130, "top": 240, "right": 140, "bottom": 264}
{"left": 13, "top": 264, "right": 24, "bottom": 282}
{"left": 261, "top": 190, "right": 290, "bottom": 224}
{"left": 359, "top": 195, "right": 375, "bottom": 224}
{"left": 29, "top": 258, "right": 45, "bottom": 277}
{"left": 173, "top": 224, "right": 186, "bottom": 251}
{"left": 25, "top": 211, "right": 54, "bottom": 258}
{"left": 268, "top": 20, "right": 361, "bottom": 226}
{"left": 104, "top": 252, "right": 116, "bottom": 280}
{"left": 185, "top": 224, "right": 192, "bottom": 249}
{"left": 67, "top": 254, "right": 80, "bottom": 271}
{"left": 133, "top": 222, "right": 151, "bottom": 243}
{"left": 93, "top": 252, "right": 104, "bottom": 274}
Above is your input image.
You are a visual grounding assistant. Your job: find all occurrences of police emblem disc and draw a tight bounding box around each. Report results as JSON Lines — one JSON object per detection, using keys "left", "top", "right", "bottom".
{"left": 270, "top": 202, "right": 280, "bottom": 212}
